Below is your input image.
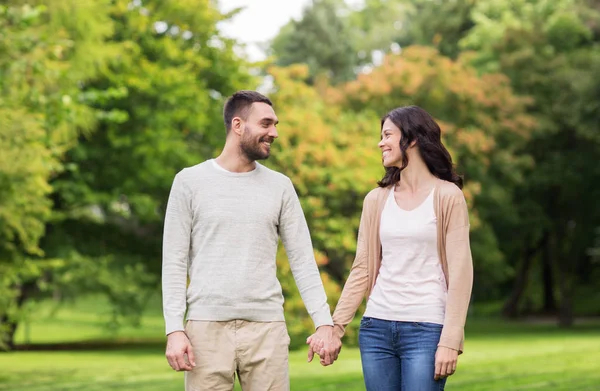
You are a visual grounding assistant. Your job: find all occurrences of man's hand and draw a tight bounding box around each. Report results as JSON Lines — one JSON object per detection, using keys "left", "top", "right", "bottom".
{"left": 165, "top": 331, "right": 196, "bottom": 371}
{"left": 434, "top": 346, "right": 458, "bottom": 380}
{"left": 306, "top": 325, "right": 342, "bottom": 366}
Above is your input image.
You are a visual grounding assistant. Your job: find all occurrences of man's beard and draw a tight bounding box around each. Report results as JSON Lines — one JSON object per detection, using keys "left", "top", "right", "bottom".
{"left": 240, "top": 127, "right": 272, "bottom": 161}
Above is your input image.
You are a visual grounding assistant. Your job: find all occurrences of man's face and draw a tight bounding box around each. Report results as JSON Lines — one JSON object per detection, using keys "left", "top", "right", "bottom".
{"left": 239, "top": 102, "right": 279, "bottom": 161}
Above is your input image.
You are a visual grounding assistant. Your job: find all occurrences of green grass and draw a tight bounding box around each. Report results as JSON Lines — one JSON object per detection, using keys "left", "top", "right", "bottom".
{"left": 2, "top": 296, "right": 600, "bottom": 390}
{"left": 13, "top": 296, "right": 165, "bottom": 344}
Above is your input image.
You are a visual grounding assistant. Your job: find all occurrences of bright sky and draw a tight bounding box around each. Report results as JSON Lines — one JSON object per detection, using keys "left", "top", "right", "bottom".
{"left": 217, "top": 0, "right": 364, "bottom": 61}
{"left": 217, "top": 0, "right": 311, "bottom": 61}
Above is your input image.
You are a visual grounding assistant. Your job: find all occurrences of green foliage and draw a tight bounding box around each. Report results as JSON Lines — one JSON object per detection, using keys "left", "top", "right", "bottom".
{"left": 2, "top": 0, "right": 599, "bottom": 352}
{"left": 264, "top": 64, "right": 380, "bottom": 345}
{"left": 345, "top": 0, "right": 410, "bottom": 58}
{"left": 460, "top": 0, "right": 600, "bottom": 317}
{"left": 45, "top": 0, "right": 254, "bottom": 327}
{"left": 0, "top": 0, "right": 254, "bottom": 350}
{"left": 270, "top": 0, "right": 358, "bottom": 84}
{"left": 400, "top": 0, "right": 476, "bottom": 58}
{"left": 0, "top": 0, "right": 115, "bottom": 350}
{"left": 329, "top": 46, "right": 536, "bottom": 297}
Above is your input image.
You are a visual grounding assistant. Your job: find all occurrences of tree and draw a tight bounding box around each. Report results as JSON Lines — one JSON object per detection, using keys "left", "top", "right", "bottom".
{"left": 264, "top": 64, "right": 381, "bottom": 346}
{"left": 0, "top": 0, "right": 254, "bottom": 350}
{"left": 343, "top": 0, "right": 476, "bottom": 65}
{"left": 346, "top": 0, "right": 410, "bottom": 59}
{"left": 460, "top": 0, "right": 600, "bottom": 324}
{"left": 402, "top": 0, "right": 476, "bottom": 58}
{"left": 331, "top": 46, "right": 537, "bottom": 301}
{"left": 45, "top": 0, "right": 254, "bottom": 328}
{"left": 263, "top": 45, "right": 535, "bottom": 343}
{"left": 270, "top": 0, "right": 358, "bottom": 84}
{"left": 0, "top": 0, "right": 117, "bottom": 350}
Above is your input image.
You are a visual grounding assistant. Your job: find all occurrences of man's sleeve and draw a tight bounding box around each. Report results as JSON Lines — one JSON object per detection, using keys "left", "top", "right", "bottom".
{"left": 162, "top": 172, "right": 192, "bottom": 335}
{"left": 279, "top": 178, "right": 333, "bottom": 328}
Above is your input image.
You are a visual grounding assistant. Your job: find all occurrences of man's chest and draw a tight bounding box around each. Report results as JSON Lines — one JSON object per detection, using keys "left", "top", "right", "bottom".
{"left": 191, "top": 188, "right": 282, "bottom": 228}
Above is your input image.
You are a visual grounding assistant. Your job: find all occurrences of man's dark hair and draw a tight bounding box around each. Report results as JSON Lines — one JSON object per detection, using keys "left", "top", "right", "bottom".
{"left": 223, "top": 90, "right": 272, "bottom": 133}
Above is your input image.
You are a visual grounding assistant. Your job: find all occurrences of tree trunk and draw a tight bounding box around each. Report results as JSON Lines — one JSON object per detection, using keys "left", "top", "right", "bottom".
{"left": 0, "top": 281, "right": 37, "bottom": 351}
{"left": 558, "top": 283, "right": 574, "bottom": 327}
{"left": 550, "top": 232, "right": 574, "bottom": 327}
{"left": 0, "top": 315, "right": 18, "bottom": 351}
{"left": 541, "top": 236, "right": 557, "bottom": 314}
{"left": 502, "top": 236, "right": 545, "bottom": 318}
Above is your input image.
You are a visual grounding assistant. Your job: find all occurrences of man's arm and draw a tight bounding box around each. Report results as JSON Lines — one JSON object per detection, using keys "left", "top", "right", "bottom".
{"left": 162, "top": 172, "right": 192, "bottom": 335}
{"left": 162, "top": 172, "right": 195, "bottom": 372}
{"left": 279, "top": 179, "right": 339, "bottom": 364}
{"left": 278, "top": 178, "right": 333, "bottom": 328}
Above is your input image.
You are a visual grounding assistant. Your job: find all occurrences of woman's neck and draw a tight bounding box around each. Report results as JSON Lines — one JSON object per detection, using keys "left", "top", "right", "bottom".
{"left": 397, "top": 155, "right": 436, "bottom": 193}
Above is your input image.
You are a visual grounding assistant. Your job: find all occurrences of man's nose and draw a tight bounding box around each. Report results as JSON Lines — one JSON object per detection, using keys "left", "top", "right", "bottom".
{"left": 269, "top": 126, "right": 278, "bottom": 138}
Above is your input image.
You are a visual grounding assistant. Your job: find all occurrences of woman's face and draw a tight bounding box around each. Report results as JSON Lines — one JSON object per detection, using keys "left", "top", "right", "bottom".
{"left": 378, "top": 118, "right": 403, "bottom": 168}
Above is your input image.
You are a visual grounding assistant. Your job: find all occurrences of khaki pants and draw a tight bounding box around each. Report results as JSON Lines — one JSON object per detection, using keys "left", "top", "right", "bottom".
{"left": 184, "top": 320, "right": 290, "bottom": 391}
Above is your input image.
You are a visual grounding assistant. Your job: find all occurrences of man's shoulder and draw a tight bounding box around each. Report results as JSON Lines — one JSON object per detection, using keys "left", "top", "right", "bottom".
{"left": 257, "top": 163, "right": 292, "bottom": 186}
{"left": 172, "top": 160, "right": 212, "bottom": 186}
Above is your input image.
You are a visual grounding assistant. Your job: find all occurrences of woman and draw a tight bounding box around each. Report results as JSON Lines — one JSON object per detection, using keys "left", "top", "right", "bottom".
{"left": 311, "top": 106, "right": 473, "bottom": 390}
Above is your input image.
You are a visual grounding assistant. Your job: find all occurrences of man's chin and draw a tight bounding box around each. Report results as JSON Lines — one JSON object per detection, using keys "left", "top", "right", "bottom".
{"left": 258, "top": 146, "right": 271, "bottom": 160}
{"left": 256, "top": 153, "right": 270, "bottom": 160}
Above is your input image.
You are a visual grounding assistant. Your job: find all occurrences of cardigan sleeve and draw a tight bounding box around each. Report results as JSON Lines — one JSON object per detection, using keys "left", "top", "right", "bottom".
{"left": 331, "top": 193, "right": 373, "bottom": 338}
{"left": 438, "top": 193, "right": 474, "bottom": 352}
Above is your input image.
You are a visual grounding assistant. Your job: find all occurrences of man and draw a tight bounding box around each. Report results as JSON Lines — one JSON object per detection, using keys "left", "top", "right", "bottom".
{"left": 162, "top": 90, "right": 337, "bottom": 390}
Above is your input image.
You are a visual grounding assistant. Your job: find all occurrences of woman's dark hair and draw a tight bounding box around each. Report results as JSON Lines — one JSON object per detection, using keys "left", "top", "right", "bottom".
{"left": 377, "top": 106, "right": 463, "bottom": 189}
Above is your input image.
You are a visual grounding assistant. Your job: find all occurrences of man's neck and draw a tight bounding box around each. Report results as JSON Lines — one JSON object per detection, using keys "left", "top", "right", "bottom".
{"left": 215, "top": 146, "right": 256, "bottom": 173}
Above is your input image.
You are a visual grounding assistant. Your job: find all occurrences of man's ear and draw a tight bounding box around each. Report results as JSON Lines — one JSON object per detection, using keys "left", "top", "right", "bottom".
{"left": 231, "top": 117, "right": 243, "bottom": 136}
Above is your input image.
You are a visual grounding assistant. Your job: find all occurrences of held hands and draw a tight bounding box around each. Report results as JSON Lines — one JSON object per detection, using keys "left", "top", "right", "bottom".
{"left": 165, "top": 331, "right": 196, "bottom": 371}
{"left": 434, "top": 346, "right": 458, "bottom": 380}
{"left": 306, "top": 325, "right": 342, "bottom": 366}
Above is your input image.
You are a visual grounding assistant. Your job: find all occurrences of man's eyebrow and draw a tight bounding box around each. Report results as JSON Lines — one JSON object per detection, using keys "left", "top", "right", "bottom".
{"left": 260, "top": 117, "right": 279, "bottom": 125}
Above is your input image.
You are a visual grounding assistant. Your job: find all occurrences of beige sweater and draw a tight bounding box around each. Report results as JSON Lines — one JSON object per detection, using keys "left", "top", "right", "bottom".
{"left": 332, "top": 179, "right": 473, "bottom": 352}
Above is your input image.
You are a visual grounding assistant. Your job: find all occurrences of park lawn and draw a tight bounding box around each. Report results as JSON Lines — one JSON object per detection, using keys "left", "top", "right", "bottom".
{"left": 1, "top": 329, "right": 600, "bottom": 391}
{"left": 2, "top": 296, "right": 599, "bottom": 390}
{"left": 12, "top": 295, "right": 166, "bottom": 344}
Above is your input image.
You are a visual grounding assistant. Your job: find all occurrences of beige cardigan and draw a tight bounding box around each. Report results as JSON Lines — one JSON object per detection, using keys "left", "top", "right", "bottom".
{"left": 332, "top": 179, "right": 473, "bottom": 353}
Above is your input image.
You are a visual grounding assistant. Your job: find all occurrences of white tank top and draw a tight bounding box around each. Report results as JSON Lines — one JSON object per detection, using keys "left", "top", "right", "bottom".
{"left": 364, "top": 185, "right": 447, "bottom": 324}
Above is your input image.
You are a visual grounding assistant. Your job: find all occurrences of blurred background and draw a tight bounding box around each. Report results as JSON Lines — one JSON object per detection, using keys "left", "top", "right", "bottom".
{"left": 1, "top": 0, "right": 599, "bottom": 390}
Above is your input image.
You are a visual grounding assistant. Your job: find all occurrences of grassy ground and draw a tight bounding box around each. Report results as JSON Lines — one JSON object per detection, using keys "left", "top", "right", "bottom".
{"left": 1, "top": 297, "right": 599, "bottom": 390}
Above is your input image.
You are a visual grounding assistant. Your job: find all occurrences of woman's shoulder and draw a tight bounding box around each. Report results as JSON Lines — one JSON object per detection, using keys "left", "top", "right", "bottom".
{"left": 364, "top": 186, "right": 389, "bottom": 203}
{"left": 436, "top": 179, "right": 466, "bottom": 203}
{"left": 359, "top": 187, "right": 389, "bottom": 214}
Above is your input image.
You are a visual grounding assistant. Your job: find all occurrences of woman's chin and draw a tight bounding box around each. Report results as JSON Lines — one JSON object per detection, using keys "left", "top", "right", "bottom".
{"left": 382, "top": 159, "right": 401, "bottom": 168}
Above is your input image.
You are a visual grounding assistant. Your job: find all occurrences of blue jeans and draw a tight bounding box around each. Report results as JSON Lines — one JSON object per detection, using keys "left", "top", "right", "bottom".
{"left": 359, "top": 317, "right": 447, "bottom": 391}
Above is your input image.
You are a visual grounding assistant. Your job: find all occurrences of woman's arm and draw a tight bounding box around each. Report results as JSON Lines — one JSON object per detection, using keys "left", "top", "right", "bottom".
{"left": 331, "top": 195, "right": 373, "bottom": 338}
{"left": 438, "top": 194, "right": 474, "bottom": 352}
{"left": 306, "top": 191, "right": 376, "bottom": 365}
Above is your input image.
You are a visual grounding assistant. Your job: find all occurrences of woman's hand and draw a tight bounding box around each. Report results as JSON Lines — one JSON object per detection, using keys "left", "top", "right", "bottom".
{"left": 306, "top": 327, "right": 342, "bottom": 366}
{"left": 434, "top": 346, "right": 458, "bottom": 380}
